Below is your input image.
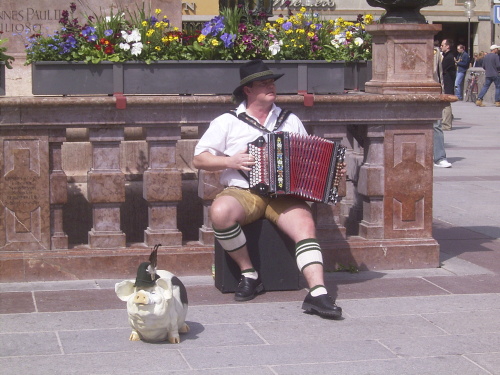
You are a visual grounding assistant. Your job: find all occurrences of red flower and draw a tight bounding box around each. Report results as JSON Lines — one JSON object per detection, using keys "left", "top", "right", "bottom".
{"left": 104, "top": 45, "right": 114, "bottom": 54}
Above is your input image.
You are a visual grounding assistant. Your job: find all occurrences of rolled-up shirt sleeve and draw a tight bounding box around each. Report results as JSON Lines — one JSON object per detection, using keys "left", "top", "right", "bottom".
{"left": 194, "top": 116, "right": 229, "bottom": 156}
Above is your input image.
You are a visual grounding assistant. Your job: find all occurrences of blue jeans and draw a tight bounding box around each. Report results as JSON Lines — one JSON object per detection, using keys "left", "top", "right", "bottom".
{"left": 454, "top": 71, "right": 466, "bottom": 100}
{"left": 433, "top": 118, "right": 446, "bottom": 163}
{"left": 478, "top": 75, "right": 500, "bottom": 102}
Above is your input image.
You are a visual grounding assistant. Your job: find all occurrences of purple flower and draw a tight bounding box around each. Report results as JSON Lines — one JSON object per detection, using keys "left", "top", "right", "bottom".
{"left": 104, "top": 29, "right": 113, "bottom": 37}
{"left": 81, "top": 26, "right": 95, "bottom": 36}
{"left": 282, "top": 22, "right": 292, "bottom": 31}
{"left": 220, "top": 33, "right": 236, "bottom": 48}
{"left": 238, "top": 24, "right": 247, "bottom": 34}
{"left": 201, "top": 24, "right": 213, "bottom": 36}
{"left": 202, "top": 15, "right": 225, "bottom": 36}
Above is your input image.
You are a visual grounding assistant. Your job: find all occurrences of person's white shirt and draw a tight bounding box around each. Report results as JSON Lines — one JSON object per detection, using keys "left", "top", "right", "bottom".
{"left": 194, "top": 101, "right": 307, "bottom": 188}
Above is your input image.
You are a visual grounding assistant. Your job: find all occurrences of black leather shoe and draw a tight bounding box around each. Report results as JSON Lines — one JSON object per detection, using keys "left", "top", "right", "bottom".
{"left": 234, "top": 276, "right": 264, "bottom": 302}
{"left": 302, "top": 293, "right": 342, "bottom": 319}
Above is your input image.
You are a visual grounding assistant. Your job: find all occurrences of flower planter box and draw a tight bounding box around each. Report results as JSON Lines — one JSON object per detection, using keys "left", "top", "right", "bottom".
{"left": 32, "top": 60, "right": 371, "bottom": 96}
{"left": 0, "top": 62, "right": 5, "bottom": 96}
{"left": 32, "top": 61, "right": 116, "bottom": 95}
{"left": 344, "top": 61, "right": 372, "bottom": 91}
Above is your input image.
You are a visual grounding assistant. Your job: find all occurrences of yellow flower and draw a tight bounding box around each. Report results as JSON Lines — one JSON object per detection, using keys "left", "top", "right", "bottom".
{"left": 162, "top": 37, "right": 169, "bottom": 43}
{"left": 155, "top": 22, "right": 162, "bottom": 28}
{"left": 142, "top": 21, "right": 148, "bottom": 26}
{"left": 211, "top": 39, "right": 219, "bottom": 46}
{"left": 276, "top": 17, "right": 284, "bottom": 24}
{"left": 173, "top": 27, "right": 179, "bottom": 31}
{"left": 310, "top": 24, "right": 316, "bottom": 30}
{"left": 155, "top": 9, "right": 161, "bottom": 15}
{"left": 297, "top": 28, "right": 305, "bottom": 34}
{"left": 365, "top": 14, "right": 374, "bottom": 24}
{"left": 307, "top": 31, "right": 315, "bottom": 38}
{"left": 146, "top": 29, "right": 155, "bottom": 37}
{"left": 300, "top": 7, "right": 306, "bottom": 13}
{"left": 346, "top": 31, "right": 352, "bottom": 39}
{"left": 197, "top": 34, "right": 206, "bottom": 42}
{"left": 285, "top": 29, "right": 293, "bottom": 35}
{"left": 155, "top": 46, "right": 161, "bottom": 51}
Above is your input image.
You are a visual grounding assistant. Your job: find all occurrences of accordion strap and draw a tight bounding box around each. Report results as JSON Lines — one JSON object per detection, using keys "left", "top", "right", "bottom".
{"left": 227, "top": 108, "right": 292, "bottom": 133}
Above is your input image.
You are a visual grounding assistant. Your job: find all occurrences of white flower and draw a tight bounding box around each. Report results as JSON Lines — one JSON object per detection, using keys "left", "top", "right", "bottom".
{"left": 354, "top": 37, "right": 363, "bottom": 46}
{"left": 131, "top": 42, "right": 143, "bottom": 56}
{"left": 334, "top": 34, "right": 346, "bottom": 44}
{"left": 269, "top": 40, "right": 281, "bottom": 56}
{"left": 119, "top": 42, "right": 130, "bottom": 51}
{"left": 128, "top": 28, "right": 142, "bottom": 43}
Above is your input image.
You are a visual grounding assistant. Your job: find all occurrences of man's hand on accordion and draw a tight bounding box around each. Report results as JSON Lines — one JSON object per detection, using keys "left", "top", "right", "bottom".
{"left": 227, "top": 148, "right": 255, "bottom": 172}
{"left": 339, "top": 162, "right": 347, "bottom": 178}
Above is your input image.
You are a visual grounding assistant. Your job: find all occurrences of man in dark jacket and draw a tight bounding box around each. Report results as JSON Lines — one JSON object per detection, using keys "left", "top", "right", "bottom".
{"left": 440, "top": 39, "right": 456, "bottom": 130}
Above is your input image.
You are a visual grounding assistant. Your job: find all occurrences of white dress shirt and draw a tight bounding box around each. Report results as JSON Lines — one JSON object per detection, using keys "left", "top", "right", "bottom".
{"left": 194, "top": 101, "right": 307, "bottom": 188}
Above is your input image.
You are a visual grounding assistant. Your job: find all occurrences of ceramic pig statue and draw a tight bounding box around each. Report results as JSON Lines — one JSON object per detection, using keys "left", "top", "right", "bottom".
{"left": 115, "top": 246, "right": 189, "bottom": 343}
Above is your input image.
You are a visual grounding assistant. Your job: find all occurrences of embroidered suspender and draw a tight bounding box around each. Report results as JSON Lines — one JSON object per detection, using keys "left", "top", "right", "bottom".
{"left": 226, "top": 109, "right": 292, "bottom": 133}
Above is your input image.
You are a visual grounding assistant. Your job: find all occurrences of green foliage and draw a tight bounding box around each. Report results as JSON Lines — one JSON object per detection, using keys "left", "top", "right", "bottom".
{"left": 0, "top": 35, "right": 15, "bottom": 69}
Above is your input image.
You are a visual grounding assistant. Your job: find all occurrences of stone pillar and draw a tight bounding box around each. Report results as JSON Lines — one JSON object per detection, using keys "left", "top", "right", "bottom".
{"left": 0, "top": 132, "right": 50, "bottom": 251}
{"left": 365, "top": 24, "right": 442, "bottom": 95}
{"left": 384, "top": 124, "right": 434, "bottom": 238}
{"left": 49, "top": 129, "right": 68, "bottom": 249}
{"left": 197, "top": 170, "right": 224, "bottom": 246}
{"left": 87, "top": 128, "right": 126, "bottom": 248}
{"left": 358, "top": 125, "right": 385, "bottom": 239}
{"left": 143, "top": 127, "right": 182, "bottom": 247}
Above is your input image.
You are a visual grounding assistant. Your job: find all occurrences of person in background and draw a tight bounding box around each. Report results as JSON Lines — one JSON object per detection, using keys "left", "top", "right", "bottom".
{"left": 440, "top": 39, "right": 456, "bottom": 131}
{"left": 473, "top": 51, "right": 485, "bottom": 68}
{"left": 476, "top": 45, "right": 500, "bottom": 108}
{"left": 454, "top": 44, "right": 470, "bottom": 101}
{"left": 433, "top": 40, "right": 452, "bottom": 168}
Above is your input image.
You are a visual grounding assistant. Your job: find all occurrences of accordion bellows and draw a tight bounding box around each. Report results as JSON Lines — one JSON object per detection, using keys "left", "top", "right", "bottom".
{"left": 248, "top": 132, "right": 346, "bottom": 204}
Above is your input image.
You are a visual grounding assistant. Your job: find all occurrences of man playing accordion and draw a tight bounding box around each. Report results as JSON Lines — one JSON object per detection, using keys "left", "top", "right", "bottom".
{"left": 193, "top": 60, "right": 343, "bottom": 319}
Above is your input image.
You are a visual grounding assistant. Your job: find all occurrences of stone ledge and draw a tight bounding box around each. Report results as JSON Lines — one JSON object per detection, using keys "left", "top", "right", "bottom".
{"left": 0, "top": 238, "right": 440, "bottom": 282}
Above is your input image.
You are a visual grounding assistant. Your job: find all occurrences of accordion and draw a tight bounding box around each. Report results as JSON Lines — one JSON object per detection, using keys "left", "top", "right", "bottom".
{"left": 247, "top": 132, "right": 346, "bottom": 204}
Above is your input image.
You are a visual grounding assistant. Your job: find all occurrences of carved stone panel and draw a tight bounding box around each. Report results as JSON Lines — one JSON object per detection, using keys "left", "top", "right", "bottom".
{"left": 0, "top": 137, "right": 50, "bottom": 250}
{"left": 384, "top": 126, "right": 433, "bottom": 239}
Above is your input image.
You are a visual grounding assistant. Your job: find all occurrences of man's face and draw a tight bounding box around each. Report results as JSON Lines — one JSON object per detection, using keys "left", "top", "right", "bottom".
{"left": 246, "top": 79, "right": 277, "bottom": 103}
{"left": 457, "top": 46, "right": 464, "bottom": 53}
{"left": 440, "top": 41, "right": 450, "bottom": 53}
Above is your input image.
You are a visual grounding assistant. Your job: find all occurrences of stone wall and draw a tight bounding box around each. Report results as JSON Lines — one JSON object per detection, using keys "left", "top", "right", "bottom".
{"left": 0, "top": 93, "right": 450, "bottom": 281}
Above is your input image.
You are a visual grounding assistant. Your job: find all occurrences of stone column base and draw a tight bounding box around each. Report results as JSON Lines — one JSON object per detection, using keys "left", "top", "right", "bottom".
{"left": 144, "top": 228, "right": 182, "bottom": 247}
{"left": 88, "top": 230, "right": 126, "bottom": 249}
